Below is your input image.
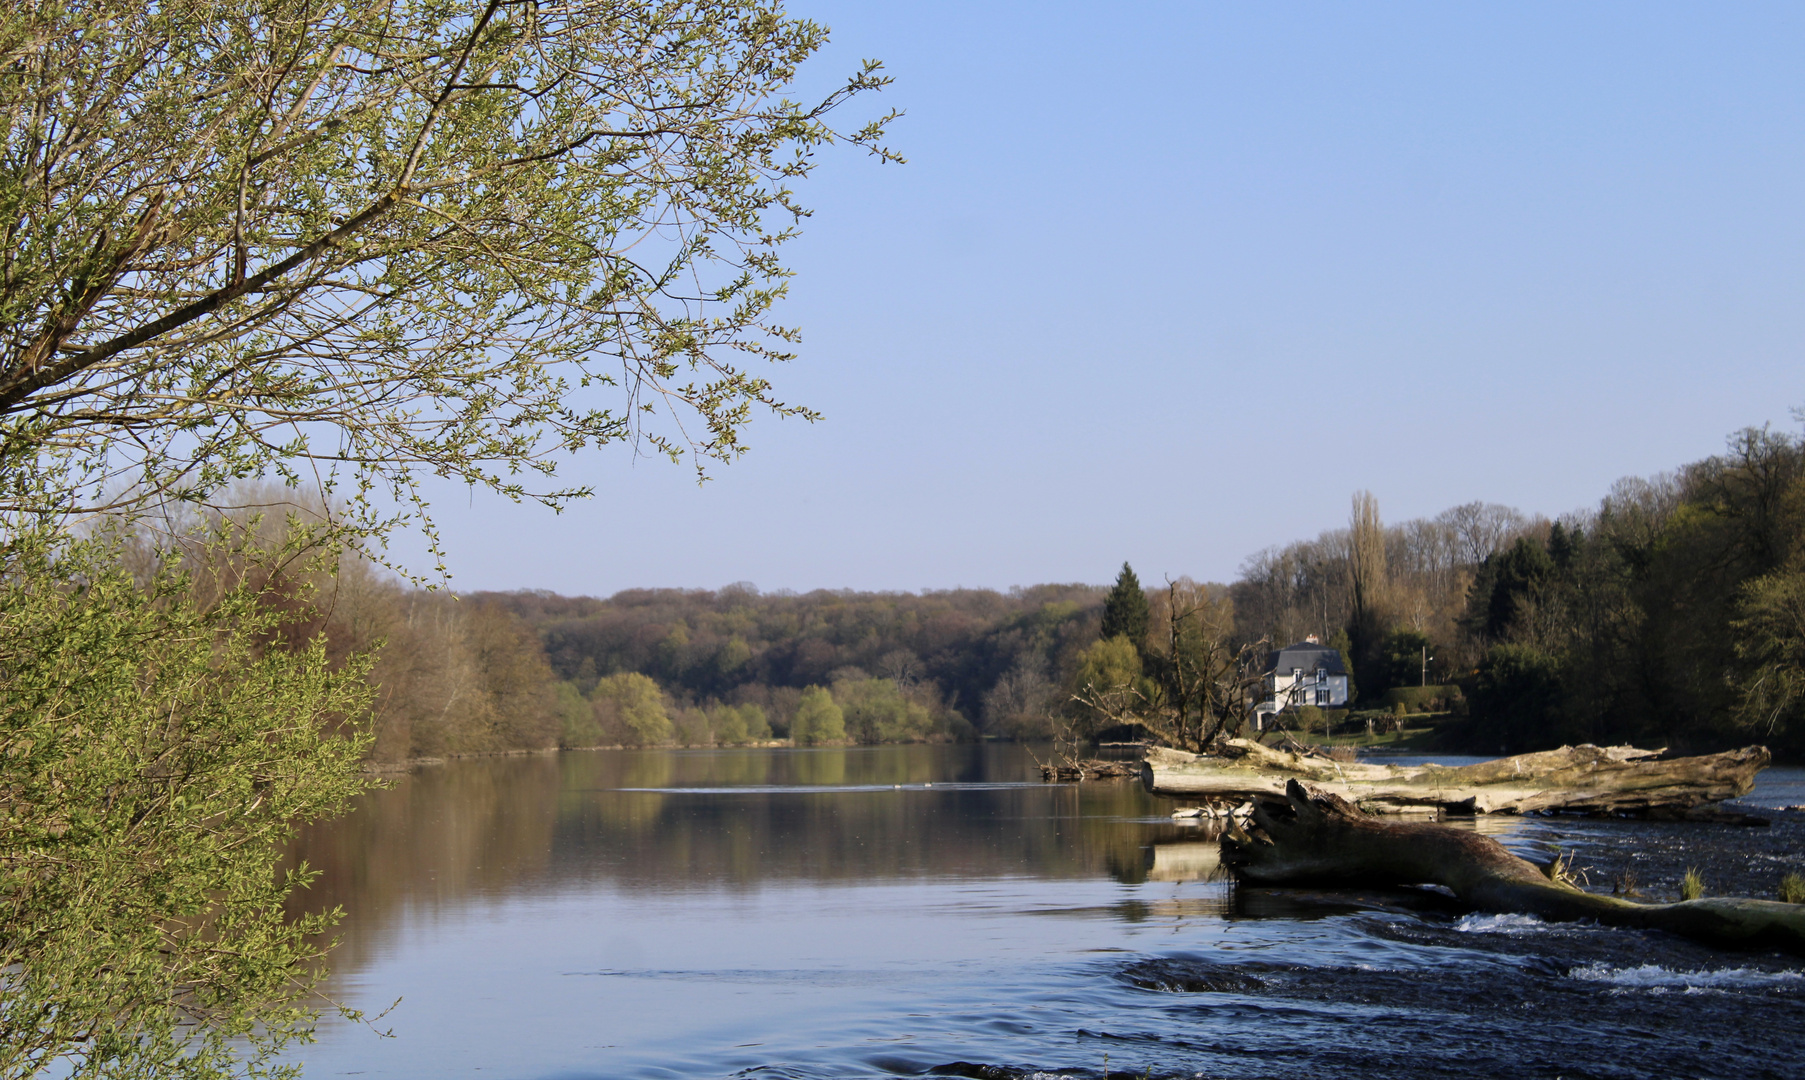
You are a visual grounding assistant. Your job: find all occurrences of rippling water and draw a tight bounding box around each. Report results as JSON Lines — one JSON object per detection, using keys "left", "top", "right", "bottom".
{"left": 280, "top": 745, "right": 1805, "bottom": 1080}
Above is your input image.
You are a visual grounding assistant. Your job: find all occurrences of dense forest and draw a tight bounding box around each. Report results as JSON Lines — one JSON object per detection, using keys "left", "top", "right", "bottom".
{"left": 274, "top": 416, "right": 1805, "bottom": 761}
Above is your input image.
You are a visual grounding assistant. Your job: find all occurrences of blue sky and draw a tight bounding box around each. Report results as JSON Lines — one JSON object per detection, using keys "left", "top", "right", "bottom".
{"left": 398, "top": 1, "right": 1805, "bottom": 595}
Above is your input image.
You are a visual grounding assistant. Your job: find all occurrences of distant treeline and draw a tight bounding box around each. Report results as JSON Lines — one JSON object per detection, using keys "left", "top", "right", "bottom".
{"left": 479, "top": 585, "right": 1105, "bottom": 750}
{"left": 285, "top": 569, "right": 1106, "bottom": 761}
{"left": 252, "top": 415, "right": 1805, "bottom": 761}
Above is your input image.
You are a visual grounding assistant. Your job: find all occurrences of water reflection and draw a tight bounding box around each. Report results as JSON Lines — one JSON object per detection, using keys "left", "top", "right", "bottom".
{"left": 286, "top": 745, "right": 1191, "bottom": 970}
{"left": 279, "top": 746, "right": 1804, "bottom": 1080}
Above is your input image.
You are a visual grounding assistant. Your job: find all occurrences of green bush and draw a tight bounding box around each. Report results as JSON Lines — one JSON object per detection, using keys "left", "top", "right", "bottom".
{"left": 1381, "top": 684, "right": 1464, "bottom": 712}
{"left": 0, "top": 529, "right": 375, "bottom": 1078}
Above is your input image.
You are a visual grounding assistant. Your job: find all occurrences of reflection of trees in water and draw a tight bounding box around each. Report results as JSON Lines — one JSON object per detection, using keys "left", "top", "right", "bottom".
{"left": 284, "top": 755, "right": 566, "bottom": 968}
{"left": 286, "top": 746, "right": 1186, "bottom": 973}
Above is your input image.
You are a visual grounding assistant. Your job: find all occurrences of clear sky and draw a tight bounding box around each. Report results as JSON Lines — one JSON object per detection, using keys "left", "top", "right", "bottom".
{"left": 394, "top": 1, "right": 1805, "bottom": 596}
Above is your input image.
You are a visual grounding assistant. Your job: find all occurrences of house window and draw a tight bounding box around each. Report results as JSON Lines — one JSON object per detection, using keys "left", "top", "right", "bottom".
{"left": 1316, "top": 688, "right": 1328, "bottom": 705}
{"left": 1291, "top": 668, "right": 1302, "bottom": 680}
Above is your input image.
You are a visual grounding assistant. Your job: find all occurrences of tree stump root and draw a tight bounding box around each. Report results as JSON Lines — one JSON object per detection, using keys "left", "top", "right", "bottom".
{"left": 1221, "top": 780, "right": 1805, "bottom": 955}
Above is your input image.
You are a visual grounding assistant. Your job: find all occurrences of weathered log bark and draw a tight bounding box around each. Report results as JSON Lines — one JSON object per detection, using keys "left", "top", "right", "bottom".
{"left": 1223, "top": 780, "right": 1805, "bottom": 954}
{"left": 1142, "top": 739, "right": 1769, "bottom": 817}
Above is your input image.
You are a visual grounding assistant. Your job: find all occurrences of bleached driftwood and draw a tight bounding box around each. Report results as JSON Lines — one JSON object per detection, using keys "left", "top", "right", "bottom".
{"left": 1141, "top": 739, "right": 1769, "bottom": 816}
{"left": 1222, "top": 780, "right": 1805, "bottom": 954}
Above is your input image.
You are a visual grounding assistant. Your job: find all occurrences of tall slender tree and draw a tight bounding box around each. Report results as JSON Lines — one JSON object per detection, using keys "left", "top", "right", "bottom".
{"left": 1346, "top": 491, "right": 1391, "bottom": 689}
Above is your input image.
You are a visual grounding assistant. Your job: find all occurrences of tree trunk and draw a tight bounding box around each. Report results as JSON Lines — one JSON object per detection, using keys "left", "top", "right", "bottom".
{"left": 1222, "top": 780, "right": 1805, "bottom": 954}
{"left": 1142, "top": 739, "right": 1769, "bottom": 817}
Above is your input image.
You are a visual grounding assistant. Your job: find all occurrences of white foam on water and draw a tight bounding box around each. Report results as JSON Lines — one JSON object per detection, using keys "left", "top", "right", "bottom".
{"left": 1568, "top": 963, "right": 1804, "bottom": 993}
{"left": 1452, "top": 912, "right": 1549, "bottom": 934}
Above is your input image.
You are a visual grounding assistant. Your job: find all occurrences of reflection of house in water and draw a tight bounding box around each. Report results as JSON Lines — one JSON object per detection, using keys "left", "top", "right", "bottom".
{"left": 1144, "top": 839, "right": 1221, "bottom": 882}
{"left": 1254, "top": 635, "right": 1349, "bottom": 728}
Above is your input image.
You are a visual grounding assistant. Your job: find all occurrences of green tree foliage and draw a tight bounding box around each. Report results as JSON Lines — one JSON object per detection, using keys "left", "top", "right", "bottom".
{"left": 498, "top": 584, "right": 1104, "bottom": 733}
{"left": 1451, "top": 422, "right": 1805, "bottom": 754}
{"left": 743, "top": 703, "right": 774, "bottom": 741}
{"left": 1345, "top": 491, "right": 1392, "bottom": 692}
{"left": 697, "top": 702, "right": 770, "bottom": 745}
{"left": 708, "top": 703, "right": 751, "bottom": 745}
{"left": 556, "top": 682, "right": 599, "bottom": 748}
{"left": 1076, "top": 580, "right": 1264, "bottom": 751}
{"left": 833, "top": 677, "right": 934, "bottom": 744}
{"left": 0, "top": 0, "right": 896, "bottom": 540}
{"left": 790, "top": 686, "right": 845, "bottom": 745}
{"left": 1471, "top": 537, "right": 1557, "bottom": 643}
{"left": 1326, "top": 628, "right": 1359, "bottom": 704}
{"left": 0, "top": 3, "right": 898, "bottom": 1072}
{"left": 0, "top": 531, "right": 373, "bottom": 1080}
{"left": 1381, "top": 685, "right": 1463, "bottom": 712}
{"left": 1732, "top": 557, "right": 1805, "bottom": 735}
{"left": 1380, "top": 627, "right": 1432, "bottom": 692}
{"left": 1072, "top": 634, "right": 1148, "bottom": 736}
{"left": 1099, "top": 563, "right": 1151, "bottom": 649}
{"left": 591, "top": 673, "right": 674, "bottom": 746}
{"left": 1470, "top": 644, "right": 1567, "bottom": 753}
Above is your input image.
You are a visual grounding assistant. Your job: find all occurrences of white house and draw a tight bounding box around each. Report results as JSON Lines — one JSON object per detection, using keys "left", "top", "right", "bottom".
{"left": 1255, "top": 636, "right": 1349, "bottom": 726}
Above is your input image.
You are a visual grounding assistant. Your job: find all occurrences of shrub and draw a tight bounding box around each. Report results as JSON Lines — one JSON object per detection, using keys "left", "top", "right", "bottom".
{"left": 0, "top": 529, "right": 374, "bottom": 1078}
{"left": 1381, "top": 685, "right": 1464, "bottom": 712}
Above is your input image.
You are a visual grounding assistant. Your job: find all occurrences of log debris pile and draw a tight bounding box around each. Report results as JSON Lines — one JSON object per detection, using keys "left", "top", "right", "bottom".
{"left": 1039, "top": 758, "right": 1140, "bottom": 782}
{"left": 1223, "top": 780, "right": 1805, "bottom": 955}
{"left": 1142, "top": 739, "right": 1770, "bottom": 818}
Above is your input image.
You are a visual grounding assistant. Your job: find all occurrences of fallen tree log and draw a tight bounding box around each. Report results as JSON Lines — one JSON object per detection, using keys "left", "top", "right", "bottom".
{"left": 1222, "top": 780, "right": 1805, "bottom": 954}
{"left": 1141, "top": 739, "right": 1769, "bottom": 817}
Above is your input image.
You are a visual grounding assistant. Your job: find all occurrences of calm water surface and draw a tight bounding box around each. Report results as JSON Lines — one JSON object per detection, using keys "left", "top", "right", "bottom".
{"left": 282, "top": 746, "right": 1805, "bottom": 1080}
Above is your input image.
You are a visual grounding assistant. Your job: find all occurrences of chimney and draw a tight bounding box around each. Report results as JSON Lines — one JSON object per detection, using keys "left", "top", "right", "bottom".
{"left": 1305, "top": 634, "right": 1320, "bottom": 644}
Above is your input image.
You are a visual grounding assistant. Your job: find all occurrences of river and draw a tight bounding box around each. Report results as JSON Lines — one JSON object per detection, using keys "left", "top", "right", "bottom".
{"left": 280, "top": 744, "right": 1805, "bottom": 1079}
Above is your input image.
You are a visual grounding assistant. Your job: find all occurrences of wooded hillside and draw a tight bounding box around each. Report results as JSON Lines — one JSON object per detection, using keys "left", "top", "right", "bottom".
{"left": 270, "top": 415, "right": 1805, "bottom": 761}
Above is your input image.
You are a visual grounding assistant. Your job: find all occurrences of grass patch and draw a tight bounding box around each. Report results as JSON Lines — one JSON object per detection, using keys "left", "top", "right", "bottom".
{"left": 1681, "top": 867, "right": 1706, "bottom": 901}
{"left": 1780, "top": 873, "right": 1805, "bottom": 904}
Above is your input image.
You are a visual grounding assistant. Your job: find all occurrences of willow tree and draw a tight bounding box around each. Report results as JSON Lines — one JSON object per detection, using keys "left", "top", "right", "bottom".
{"left": 0, "top": 0, "right": 897, "bottom": 547}
{"left": 0, "top": 2, "right": 893, "bottom": 1075}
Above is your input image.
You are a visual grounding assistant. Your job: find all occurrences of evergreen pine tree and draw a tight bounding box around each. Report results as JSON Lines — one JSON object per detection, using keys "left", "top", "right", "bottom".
{"left": 1548, "top": 521, "right": 1577, "bottom": 572}
{"left": 1100, "top": 562, "right": 1151, "bottom": 647}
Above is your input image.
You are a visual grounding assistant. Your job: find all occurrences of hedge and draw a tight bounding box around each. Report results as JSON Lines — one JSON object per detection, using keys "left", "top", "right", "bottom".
{"left": 1380, "top": 684, "right": 1464, "bottom": 711}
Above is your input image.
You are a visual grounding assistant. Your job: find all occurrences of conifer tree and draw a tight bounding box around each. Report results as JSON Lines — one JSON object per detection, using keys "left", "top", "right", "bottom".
{"left": 1100, "top": 562, "right": 1151, "bottom": 648}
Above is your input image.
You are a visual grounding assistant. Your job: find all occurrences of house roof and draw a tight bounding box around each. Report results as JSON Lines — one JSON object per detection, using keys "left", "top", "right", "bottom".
{"left": 1265, "top": 642, "right": 1347, "bottom": 676}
